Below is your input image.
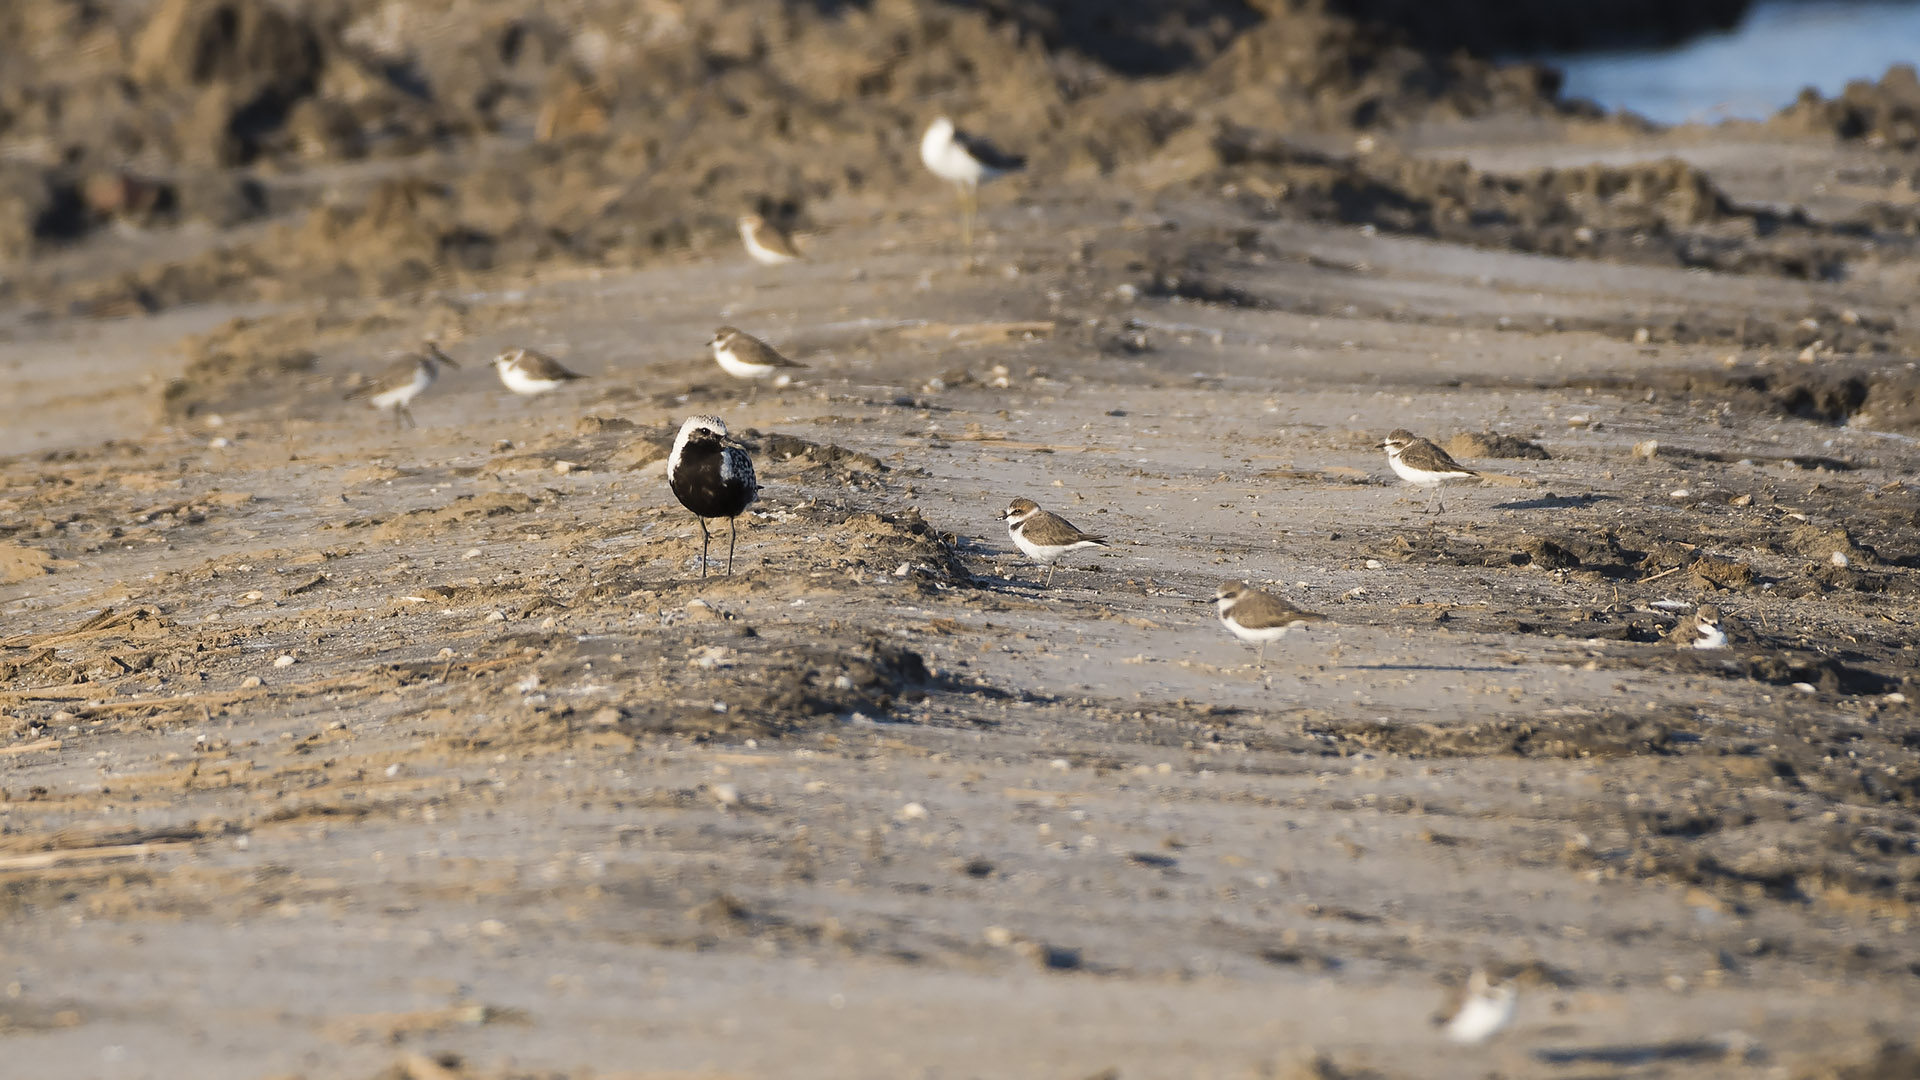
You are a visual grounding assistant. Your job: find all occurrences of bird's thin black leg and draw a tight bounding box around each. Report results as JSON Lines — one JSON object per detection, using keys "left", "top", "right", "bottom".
{"left": 698, "top": 517, "right": 711, "bottom": 579}
{"left": 727, "top": 515, "right": 738, "bottom": 576}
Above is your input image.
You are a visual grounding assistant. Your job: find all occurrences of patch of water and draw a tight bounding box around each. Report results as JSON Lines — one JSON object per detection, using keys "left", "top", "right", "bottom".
{"left": 1543, "top": 0, "right": 1920, "bottom": 124}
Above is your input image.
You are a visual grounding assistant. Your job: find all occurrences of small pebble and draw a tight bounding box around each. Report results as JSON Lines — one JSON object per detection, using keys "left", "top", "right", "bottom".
{"left": 273, "top": 654, "right": 296, "bottom": 668}
{"left": 240, "top": 676, "right": 262, "bottom": 688}
{"left": 485, "top": 611, "right": 507, "bottom": 623}
{"left": 463, "top": 548, "right": 482, "bottom": 560}
{"left": 899, "top": 802, "right": 929, "bottom": 821}
{"left": 712, "top": 783, "right": 741, "bottom": 808}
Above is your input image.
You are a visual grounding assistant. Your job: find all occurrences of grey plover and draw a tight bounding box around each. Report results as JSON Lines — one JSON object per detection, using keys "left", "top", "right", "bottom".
{"left": 668, "top": 415, "right": 759, "bottom": 578}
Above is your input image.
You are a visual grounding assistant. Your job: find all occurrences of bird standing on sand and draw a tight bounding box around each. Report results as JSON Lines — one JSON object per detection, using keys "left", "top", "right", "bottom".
{"left": 668, "top": 415, "right": 759, "bottom": 578}
{"left": 920, "top": 116, "right": 1025, "bottom": 257}
{"left": 1431, "top": 968, "right": 1517, "bottom": 1045}
{"left": 1003, "top": 497, "right": 1106, "bottom": 586}
{"left": 345, "top": 339, "right": 458, "bottom": 429}
{"left": 1212, "top": 580, "right": 1326, "bottom": 666}
{"left": 491, "top": 347, "right": 587, "bottom": 398}
{"left": 708, "top": 327, "right": 808, "bottom": 398}
{"left": 1379, "top": 429, "right": 1479, "bottom": 513}
{"left": 737, "top": 213, "right": 803, "bottom": 266}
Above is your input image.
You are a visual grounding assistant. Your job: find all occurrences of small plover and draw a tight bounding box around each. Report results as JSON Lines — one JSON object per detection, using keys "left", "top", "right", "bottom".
{"left": 1667, "top": 604, "right": 1730, "bottom": 650}
{"left": 1379, "top": 429, "right": 1478, "bottom": 513}
{"left": 709, "top": 326, "right": 807, "bottom": 395}
{"left": 344, "top": 339, "right": 458, "bottom": 429}
{"left": 1212, "top": 580, "right": 1326, "bottom": 665}
{"left": 1432, "top": 968, "right": 1517, "bottom": 1045}
{"left": 492, "top": 347, "right": 586, "bottom": 397}
{"left": 1003, "top": 497, "right": 1106, "bottom": 586}
{"left": 737, "top": 213, "right": 803, "bottom": 266}
{"left": 668, "top": 415, "right": 759, "bottom": 578}
{"left": 920, "top": 116, "right": 1025, "bottom": 255}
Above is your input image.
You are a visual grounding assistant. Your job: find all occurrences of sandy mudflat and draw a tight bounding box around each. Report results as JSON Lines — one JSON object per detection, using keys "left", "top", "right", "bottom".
{"left": 4, "top": 163, "right": 1919, "bottom": 1078}
{"left": 3, "top": 2, "right": 1920, "bottom": 1071}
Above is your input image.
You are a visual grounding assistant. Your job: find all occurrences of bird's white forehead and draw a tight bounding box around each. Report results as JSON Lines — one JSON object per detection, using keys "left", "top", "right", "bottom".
{"left": 680, "top": 414, "right": 728, "bottom": 437}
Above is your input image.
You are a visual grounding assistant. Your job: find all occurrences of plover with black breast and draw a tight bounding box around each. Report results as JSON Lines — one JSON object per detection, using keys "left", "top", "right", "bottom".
{"left": 1212, "top": 580, "right": 1326, "bottom": 665}
{"left": 1379, "top": 429, "right": 1478, "bottom": 513}
{"left": 1667, "top": 604, "right": 1730, "bottom": 650}
{"left": 345, "top": 338, "right": 458, "bottom": 429}
{"left": 737, "top": 213, "right": 803, "bottom": 266}
{"left": 1431, "top": 968, "right": 1517, "bottom": 1045}
{"left": 1003, "top": 497, "right": 1106, "bottom": 587}
{"left": 492, "top": 347, "right": 586, "bottom": 398}
{"left": 668, "top": 415, "right": 759, "bottom": 578}
{"left": 709, "top": 326, "right": 807, "bottom": 396}
{"left": 920, "top": 116, "right": 1025, "bottom": 256}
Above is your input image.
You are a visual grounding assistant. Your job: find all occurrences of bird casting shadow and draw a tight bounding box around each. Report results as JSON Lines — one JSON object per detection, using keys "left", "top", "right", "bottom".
{"left": 1533, "top": 1040, "right": 1731, "bottom": 1066}
{"left": 1343, "top": 663, "right": 1512, "bottom": 674}
{"left": 1492, "top": 493, "right": 1618, "bottom": 511}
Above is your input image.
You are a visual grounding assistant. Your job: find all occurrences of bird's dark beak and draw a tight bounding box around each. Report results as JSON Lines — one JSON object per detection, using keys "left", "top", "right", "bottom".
{"left": 1189, "top": 596, "right": 1214, "bottom": 605}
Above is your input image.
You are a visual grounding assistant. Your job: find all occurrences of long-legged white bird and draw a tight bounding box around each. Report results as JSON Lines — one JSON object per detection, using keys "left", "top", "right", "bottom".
{"left": 920, "top": 116, "right": 1025, "bottom": 257}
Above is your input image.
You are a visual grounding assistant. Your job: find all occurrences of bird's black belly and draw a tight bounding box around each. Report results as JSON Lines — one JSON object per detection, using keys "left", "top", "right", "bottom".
{"left": 670, "top": 443, "right": 755, "bottom": 519}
